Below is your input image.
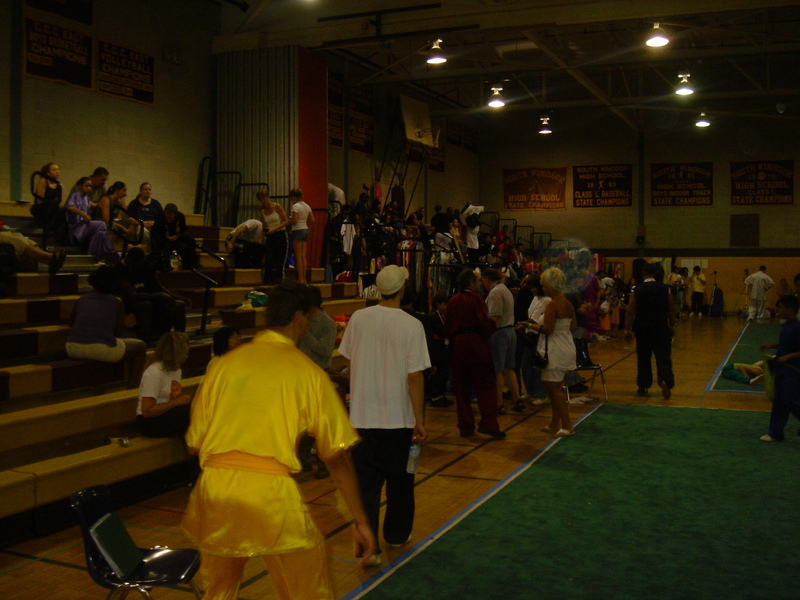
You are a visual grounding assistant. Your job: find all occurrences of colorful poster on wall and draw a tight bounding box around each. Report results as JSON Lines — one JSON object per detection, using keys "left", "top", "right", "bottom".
{"left": 650, "top": 162, "right": 713, "bottom": 206}
{"left": 97, "top": 41, "right": 155, "bottom": 104}
{"left": 572, "top": 164, "right": 632, "bottom": 208}
{"left": 25, "top": 18, "right": 92, "bottom": 89}
{"left": 503, "top": 167, "right": 567, "bottom": 210}
{"left": 27, "top": 0, "right": 93, "bottom": 25}
{"left": 730, "top": 160, "right": 794, "bottom": 205}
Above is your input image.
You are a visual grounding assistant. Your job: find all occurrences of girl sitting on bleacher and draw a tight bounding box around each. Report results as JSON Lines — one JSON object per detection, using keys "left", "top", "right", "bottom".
{"left": 136, "top": 331, "right": 192, "bottom": 438}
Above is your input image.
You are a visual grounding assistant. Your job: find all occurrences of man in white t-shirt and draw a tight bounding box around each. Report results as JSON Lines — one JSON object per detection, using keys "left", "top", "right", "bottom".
{"left": 338, "top": 265, "right": 431, "bottom": 566}
{"left": 745, "top": 265, "right": 774, "bottom": 322}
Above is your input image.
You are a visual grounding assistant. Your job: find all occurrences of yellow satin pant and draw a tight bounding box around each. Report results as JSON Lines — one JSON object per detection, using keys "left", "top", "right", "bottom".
{"left": 199, "top": 543, "right": 335, "bottom": 600}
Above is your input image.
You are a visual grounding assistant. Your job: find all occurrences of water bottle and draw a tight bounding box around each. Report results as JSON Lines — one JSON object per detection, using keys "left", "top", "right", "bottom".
{"left": 170, "top": 251, "right": 181, "bottom": 271}
{"left": 406, "top": 442, "right": 421, "bottom": 474}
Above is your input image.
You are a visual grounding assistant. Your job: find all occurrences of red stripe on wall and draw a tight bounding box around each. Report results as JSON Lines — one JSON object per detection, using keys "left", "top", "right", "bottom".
{"left": 297, "top": 48, "right": 328, "bottom": 268}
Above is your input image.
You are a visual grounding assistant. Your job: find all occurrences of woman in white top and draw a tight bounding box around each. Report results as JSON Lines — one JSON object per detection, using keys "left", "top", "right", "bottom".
{"left": 289, "top": 188, "right": 314, "bottom": 284}
{"left": 136, "top": 331, "right": 192, "bottom": 438}
{"left": 527, "top": 267, "right": 577, "bottom": 437}
{"left": 258, "top": 188, "right": 289, "bottom": 283}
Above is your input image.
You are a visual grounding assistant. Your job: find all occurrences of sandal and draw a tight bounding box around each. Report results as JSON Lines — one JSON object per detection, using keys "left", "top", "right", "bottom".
{"left": 555, "top": 428, "right": 575, "bottom": 437}
{"left": 540, "top": 425, "right": 558, "bottom": 434}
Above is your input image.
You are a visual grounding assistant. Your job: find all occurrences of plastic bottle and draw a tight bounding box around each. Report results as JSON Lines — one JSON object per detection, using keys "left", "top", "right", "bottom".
{"left": 406, "top": 442, "right": 421, "bottom": 474}
{"left": 170, "top": 251, "right": 181, "bottom": 271}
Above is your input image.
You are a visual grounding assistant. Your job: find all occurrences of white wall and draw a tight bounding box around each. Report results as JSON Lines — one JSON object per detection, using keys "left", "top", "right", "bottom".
{"left": 3, "top": 0, "right": 218, "bottom": 212}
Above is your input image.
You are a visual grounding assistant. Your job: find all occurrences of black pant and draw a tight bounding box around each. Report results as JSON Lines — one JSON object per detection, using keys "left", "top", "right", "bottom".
{"left": 263, "top": 231, "right": 288, "bottom": 284}
{"left": 691, "top": 291, "right": 704, "bottom": 314}
{"left": 352, "top": 428, "right": 415, "bottom": 551}
{"left": 634, "top": 332, "right": 674, "bottom": 390}
{"left": 233, "top": 241, "right": 265, "bottom": 269}
{"left": 136, "top": 404, "right": 191, "bottom": 438}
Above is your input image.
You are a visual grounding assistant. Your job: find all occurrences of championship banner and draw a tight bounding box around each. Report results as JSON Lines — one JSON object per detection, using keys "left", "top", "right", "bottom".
{"left": 650, "top": 162, "right": 713, "bottom": 207}
{"left": 25, "top": 18, "right": 92, "bottom": 90}
{"left": 730, "top": 160, "right": 794, "bottom": 206}
{"left": 573, "top": 164, "right": 632, "bottom": 208}
{"left": 349, "top": 114, "right": 374, "bottom": 156}
{"left": 428, "top": 146, "right": 445, "bottom": 173}
{"left": 97, "top": 41, "right": 155, "bottom": 104}
{"left": 27, "top": 0, "right": 93, "bottom": 25}
{"left": 327, "top": 109, "right": 343, "bottom": 147}
{"left": 328, "top": 71, "right": 343, "bottom": 109}
{"left": 503, "top": 167, "right": 567, "bottom": 210}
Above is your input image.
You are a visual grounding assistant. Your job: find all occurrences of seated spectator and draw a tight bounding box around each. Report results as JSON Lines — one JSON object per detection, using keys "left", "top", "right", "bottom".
{"left": 114, "top": 247, "right": 187, "bottom": 343}
{"left": 136, "top": 331, "right": 192, "bottom": 438}
{"left": 94, "top": 181, "right": 140, "bottom": 250}
{"left": 0, "top": 221, "right": 66, "bottom": 274}
{"left": 66, "top": 266, "right": 147, "bottom": 388}
{"left": 151, "top": 203, "right": 197, "bottom": 269}
{"left": 65, "top": 177, "right": 114, "bottom": 260}
{"left": 127, "top": 182, "right": 165, "bottom": 231}
{"left": 31, "top": 162, "right": 66, "bottom": 245}
{"left": 225, "top": 218, "right": 265, "bottom": 268}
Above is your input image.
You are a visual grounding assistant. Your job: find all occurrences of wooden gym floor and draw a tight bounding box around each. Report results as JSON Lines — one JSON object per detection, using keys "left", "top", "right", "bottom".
{"left": 0, "top": 315, "right": 774, "bottom": 600}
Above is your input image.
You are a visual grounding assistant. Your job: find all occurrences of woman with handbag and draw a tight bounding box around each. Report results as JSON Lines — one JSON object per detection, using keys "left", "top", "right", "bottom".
{"left": 527, "top": 267, "right": 577, "bottom": 437}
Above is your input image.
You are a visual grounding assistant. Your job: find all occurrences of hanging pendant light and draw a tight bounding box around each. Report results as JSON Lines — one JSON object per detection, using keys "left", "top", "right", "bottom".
{"left": 695, "top": 112, "right": 710, "bottom": 127}
{"left": 646, "top": 23, "right": 669, "bottom": 47}
{"left": 488, "top": 87, "right": 505, "bottom": 108}
{"left": 676, "top": 73, "right": 693, "bottom": 96}
{"left": 539, "top": 116, "right": 552, "bottom": 134}
{"left": 427, "top": 39, "right": 447, "bottom": 65}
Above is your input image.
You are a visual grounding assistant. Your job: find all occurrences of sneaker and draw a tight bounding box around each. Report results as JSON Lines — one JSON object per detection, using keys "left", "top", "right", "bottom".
{"left": 531, "top": 397, "right": 550, "bottom": 406}
{"left": 387, "top": 534, "right": 412, "bottom": 548}
{"left": 689, "top": 312, "right": 695, "bottom": 316}
{"left": 760, "top": 434, "right": 782, "bottom": 442}
{"left": 636, "top": 388, "right": 649, "bottom": 397}
{"left": 362, "top": 554, "right": 382, "bottom": 567}
{"left": 477, "top": 429, "right": 506, "bottom": 440}
{"left": 659, "top": 380, "right": 671, "bottom": 399}
{"left": 511, "top": 400, "right": 526, "bottom": 412}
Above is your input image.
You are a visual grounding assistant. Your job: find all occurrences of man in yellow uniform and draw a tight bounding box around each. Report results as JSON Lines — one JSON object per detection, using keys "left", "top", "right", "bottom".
{"left": 181, "top": 282, "right": 376, "bottom": 600}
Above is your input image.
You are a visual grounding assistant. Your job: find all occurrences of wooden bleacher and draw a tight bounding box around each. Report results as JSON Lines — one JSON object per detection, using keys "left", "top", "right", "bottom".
{"left": 0, "top": 215, "right": 367, "bottom": 543}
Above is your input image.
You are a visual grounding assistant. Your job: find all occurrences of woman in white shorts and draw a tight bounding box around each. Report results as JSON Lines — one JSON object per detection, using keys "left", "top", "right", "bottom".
{"left": 527, "top": 267, "right": 577, "bottom": 437}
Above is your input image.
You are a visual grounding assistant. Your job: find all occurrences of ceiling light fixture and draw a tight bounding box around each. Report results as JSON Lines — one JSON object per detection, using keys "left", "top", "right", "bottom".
{"left": 646, "top": 23, "right": 669, "bottom": 47}
{"left": 427, "top": 39, "right": 447, "bottom": 65}
{"left": 539, "top": 116, "right": 552, "bottom": 134}
{"left": 695, "top": 112, "right": 710, "bottom": 127}
{"left": 488, "top": 87, "right": 505, "bottom": 108}
{"left": 676, "top": 73, "right": 693, "bottom": 96}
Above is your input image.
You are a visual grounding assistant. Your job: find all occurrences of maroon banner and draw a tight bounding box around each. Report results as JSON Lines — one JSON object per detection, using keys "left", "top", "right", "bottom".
{"left": 503, "top": 167, "right": 567, "bottom": 210}
{"left": 650, "top": 162, "right": 713, "bottom": 207}
{"left": 573, "top": 164, "right": 632, "bottom": 208}
{"left": 328, "top": 108, "right": 343, "bottom": 147}
{"left": 730, "top": 160, "right": 794, "bottom": 205}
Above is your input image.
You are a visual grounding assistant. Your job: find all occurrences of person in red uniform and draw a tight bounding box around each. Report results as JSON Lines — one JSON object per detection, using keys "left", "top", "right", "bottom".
{"left": 444, "top": 269, "right": 505, "bottom": 439}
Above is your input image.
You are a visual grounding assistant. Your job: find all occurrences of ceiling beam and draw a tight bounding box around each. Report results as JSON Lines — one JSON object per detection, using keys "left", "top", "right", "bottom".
{"left": 521, "top": 30, "right": 641, "bottom": 131}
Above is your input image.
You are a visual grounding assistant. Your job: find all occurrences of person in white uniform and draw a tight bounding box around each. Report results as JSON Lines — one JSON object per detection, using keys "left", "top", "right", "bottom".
{"left": 745, "top": 265, "right": 774, "bottom": 322}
